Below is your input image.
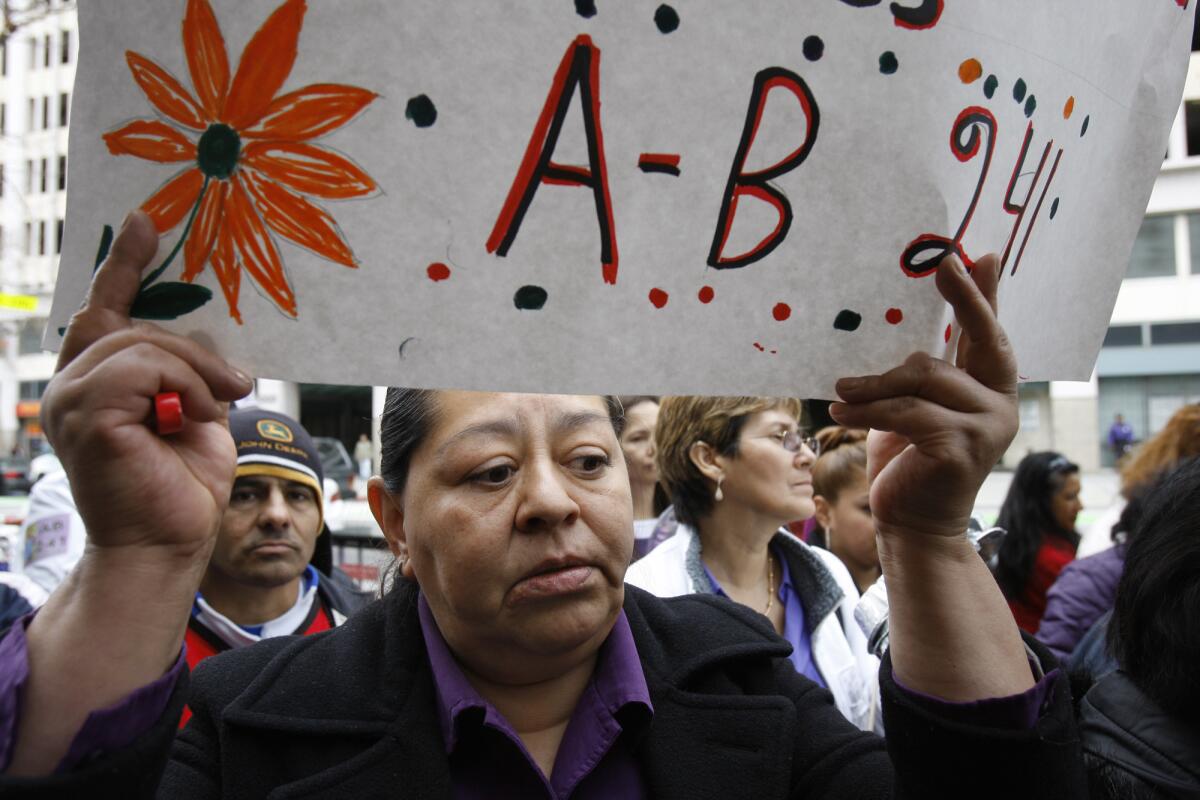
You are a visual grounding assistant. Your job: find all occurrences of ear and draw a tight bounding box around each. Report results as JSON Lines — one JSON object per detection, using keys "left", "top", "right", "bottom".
{"left": 813, "top": 494, "right": 834, "bottom": 531}
{"left": 687, "top": 440, "right": 725, "bottom": 485}
{"left": 367, "top": 476, "right": 415, "bottom": 580}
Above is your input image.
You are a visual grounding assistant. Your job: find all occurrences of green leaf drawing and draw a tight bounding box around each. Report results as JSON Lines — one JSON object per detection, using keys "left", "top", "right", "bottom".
{"left": 94, "top": 225, "right": 114, "bottom": 273}
{"left": 130, "top": 282, "right": 213, "bottom": 320}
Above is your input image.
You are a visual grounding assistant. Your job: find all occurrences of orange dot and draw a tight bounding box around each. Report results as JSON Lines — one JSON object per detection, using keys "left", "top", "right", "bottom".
{"left": 1063, "top": 96, "right": 1075, "bottom": 119}
{"left": 958, "top": 58, "right": 982, "bottom": 84}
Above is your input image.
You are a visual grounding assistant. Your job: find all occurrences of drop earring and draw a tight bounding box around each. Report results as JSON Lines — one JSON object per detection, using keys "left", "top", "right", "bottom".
{"left": 714, "top": 477, "right": 724, "bottom": 502}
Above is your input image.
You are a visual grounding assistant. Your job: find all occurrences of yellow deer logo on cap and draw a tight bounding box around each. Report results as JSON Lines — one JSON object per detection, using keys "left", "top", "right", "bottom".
{"left": 256, "top": 419, "right": 294, "bottom": 443}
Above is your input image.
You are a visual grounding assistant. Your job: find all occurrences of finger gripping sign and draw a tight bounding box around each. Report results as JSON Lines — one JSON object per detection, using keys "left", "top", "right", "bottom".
{"left": 50, "top": 0, "right": 1193, "bottom": 398}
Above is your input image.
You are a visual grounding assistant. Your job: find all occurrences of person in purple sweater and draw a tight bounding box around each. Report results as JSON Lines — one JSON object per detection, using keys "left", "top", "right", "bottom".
{"left": 0, "top": 214, "right": 1084, "bottom": 797}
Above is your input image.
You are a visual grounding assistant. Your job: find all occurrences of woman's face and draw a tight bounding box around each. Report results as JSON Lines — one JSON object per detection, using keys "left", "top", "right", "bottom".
{"left": 1050, "top": 472, "right": 1083, "bottom": 532}
{"left": 379, "top": 391, "right": 633, "bottom": 683}
{"left": 618, "top": 401, "right": 659, "bottom": 489}
{"left": 818, "top": 472, "right": 878, "bottom": 574}
{"left": 717, "top": 408, "right": 816, "bottom": 524}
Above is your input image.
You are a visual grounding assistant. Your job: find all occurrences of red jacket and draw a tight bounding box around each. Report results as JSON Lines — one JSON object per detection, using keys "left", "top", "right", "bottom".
{"left": 1008, "top": 534, "right": 1076, "bottom": 634}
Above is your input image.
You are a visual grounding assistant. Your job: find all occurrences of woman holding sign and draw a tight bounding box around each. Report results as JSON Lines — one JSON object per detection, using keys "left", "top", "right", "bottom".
{"left": 0, "top": 213, "right": 1084, "bottom": 797}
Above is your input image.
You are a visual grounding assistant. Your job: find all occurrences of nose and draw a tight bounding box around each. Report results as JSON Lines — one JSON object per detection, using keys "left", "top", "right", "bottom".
{"left": 795, "top": 442, "right": 816, "bottom": 468}
{"left": 258, "top": 484, "right": 291, "bottom": 531}
{"left": 514, "top": 457, "right": 581, "bottom": 534}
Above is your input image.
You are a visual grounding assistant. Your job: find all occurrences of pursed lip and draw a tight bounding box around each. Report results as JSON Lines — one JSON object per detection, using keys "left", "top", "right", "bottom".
{"left": 248, "top": 539, "right": 300, "bottom": 555}
{"left": 521, "top": 555, "right": 591, "bottom": 581}
{"left": 508, "top": 555, "right": 598, "bottom": 604}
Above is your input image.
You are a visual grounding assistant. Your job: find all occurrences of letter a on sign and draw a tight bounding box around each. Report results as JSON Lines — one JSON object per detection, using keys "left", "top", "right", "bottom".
{"left": 487, "top": 35, "right": 619, "bottom": 284}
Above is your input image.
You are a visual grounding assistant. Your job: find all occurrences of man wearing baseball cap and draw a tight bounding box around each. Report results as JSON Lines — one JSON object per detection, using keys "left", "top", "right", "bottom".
{"left": 182, "top": 408, "right": 368, "bottom": 724}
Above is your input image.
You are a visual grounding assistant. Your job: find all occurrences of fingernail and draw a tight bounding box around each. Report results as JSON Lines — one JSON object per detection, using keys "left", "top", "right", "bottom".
{"left": 119, "top": 211, "right": 136, "bottom": 234}
{"left": 828, "top": 402, "right": 846, "bottom": 419}
{"left": 837, "top": 378, "right": 862, "bottom": 393}
{"left": 231, "top": 367, "right": 251, "bottom": 386}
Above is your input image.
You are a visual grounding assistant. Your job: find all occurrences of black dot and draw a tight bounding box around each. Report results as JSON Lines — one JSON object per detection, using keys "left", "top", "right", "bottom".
{"left": 1024, "top": 94, "right": 1036, "bottom": 118}
{"left": 574, "top": 0, "right": 597, "bottom": 18}
{"left": 1081, "top": 115, "right": 1090, "bottom": 137}
{"left": 879, "top": 51, "right": 898, "bottom": 75}
{"left": 1050, "top": 198, "right": 1060, "bottom": 219}
{"left": 833, "top": 310, "right": 862, "bottom": 331}
{"left": 1013, "top": 78, "right": 1026, "bottom": 103}
{"left": 405, "top": 95, "right": 437, "bottom": 128}
{"left": 803, "top": 35, "right": 824, "bottom": 61}
{"left": 514, "top": 285, "right": 548, "bottom": 311}
{"left": 654, "top": 4, "right": 679, "bottom": 33}
{"left": 983, "top": 74, "right": 997, "bottom": 98}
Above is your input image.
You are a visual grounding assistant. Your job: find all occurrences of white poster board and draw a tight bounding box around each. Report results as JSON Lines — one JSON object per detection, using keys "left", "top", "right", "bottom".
{"left": 49, "top": 0, "right": 1195, "bottom": 397}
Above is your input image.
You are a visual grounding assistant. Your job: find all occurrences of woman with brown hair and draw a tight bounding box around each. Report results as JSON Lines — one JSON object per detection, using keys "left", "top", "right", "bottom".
{"left": 624, "top": 396, "right": 880, "bottom": 730}
{"left": 615, "top": 395, "right": 670, "bottom": 560}
{"left": 811, "top": 427, "right": 880, "bottom": 594}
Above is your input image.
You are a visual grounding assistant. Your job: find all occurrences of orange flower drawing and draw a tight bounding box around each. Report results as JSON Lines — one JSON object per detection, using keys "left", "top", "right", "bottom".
{"left": 103, "top": 0, "right": 378, "bottom": 322}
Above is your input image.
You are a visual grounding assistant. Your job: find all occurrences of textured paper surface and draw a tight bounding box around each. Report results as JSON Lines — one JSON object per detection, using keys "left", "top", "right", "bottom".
{"left": 49, "top": 0, "right": 1195, "bottom": 398}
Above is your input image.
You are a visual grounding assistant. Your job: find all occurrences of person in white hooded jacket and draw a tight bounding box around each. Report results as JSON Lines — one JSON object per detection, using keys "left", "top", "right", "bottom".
{"left": 624, "top": 395, "right": 879, "bottom": 731}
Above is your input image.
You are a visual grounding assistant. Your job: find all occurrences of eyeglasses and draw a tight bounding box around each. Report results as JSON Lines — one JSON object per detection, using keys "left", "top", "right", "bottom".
{"left": 763, "top": 430, "right": 820, "bottom": 456}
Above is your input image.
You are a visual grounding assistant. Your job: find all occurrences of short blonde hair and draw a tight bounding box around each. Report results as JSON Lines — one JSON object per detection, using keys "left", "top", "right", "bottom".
{"left": 656, "top": 396, "right": 802, "bottom": 527}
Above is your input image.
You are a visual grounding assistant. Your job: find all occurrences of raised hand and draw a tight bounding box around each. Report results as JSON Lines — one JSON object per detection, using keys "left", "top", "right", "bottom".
{"left": 829, "top": 254, "right": 1017, "bottom": 540}
{"left": 8, "top": 211, "right": 251, "bottom": 776}
{"left": 42, "top": 211, "right": 252, "bottom": 557}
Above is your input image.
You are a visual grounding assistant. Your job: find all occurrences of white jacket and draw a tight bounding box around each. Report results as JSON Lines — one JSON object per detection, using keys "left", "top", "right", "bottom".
{"left": 625, "top": 523, "right": 880, "bottom": 732}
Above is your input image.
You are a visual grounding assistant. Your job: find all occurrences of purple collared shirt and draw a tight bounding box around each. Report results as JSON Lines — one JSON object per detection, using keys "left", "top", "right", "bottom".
{"left": 418, "top": 594, "right": 652, "bottom": 799}
{"left": 703, "top": 544, "right": 826, "bottom": 688}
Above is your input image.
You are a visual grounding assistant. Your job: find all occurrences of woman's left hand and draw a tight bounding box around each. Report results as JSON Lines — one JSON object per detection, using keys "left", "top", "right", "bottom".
{"left": 829, "top": 254, "right": 1017, "bottom": 541}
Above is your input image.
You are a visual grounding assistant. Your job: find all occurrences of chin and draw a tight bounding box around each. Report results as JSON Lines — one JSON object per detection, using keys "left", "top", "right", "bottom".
{"left": 514, "top": 593, "right": 621, "bottom": 656}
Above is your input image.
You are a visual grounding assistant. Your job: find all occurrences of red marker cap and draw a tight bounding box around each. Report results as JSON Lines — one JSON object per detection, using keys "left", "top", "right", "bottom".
{"left": 154, "top": 391, "right": 184, "bottom": 435}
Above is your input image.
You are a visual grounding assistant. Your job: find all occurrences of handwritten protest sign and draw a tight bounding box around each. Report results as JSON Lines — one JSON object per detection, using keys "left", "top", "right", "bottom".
{"left": 49, "top": 0, "right": 1194, "bottom": 397}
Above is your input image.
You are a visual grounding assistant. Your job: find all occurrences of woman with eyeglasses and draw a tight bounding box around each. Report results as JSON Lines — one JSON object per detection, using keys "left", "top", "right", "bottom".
{"left": 625, "top": 397, "right": 880, "bottom": 731}
{"left": 993, "top": 451, "right": 1083, "bottom": 633}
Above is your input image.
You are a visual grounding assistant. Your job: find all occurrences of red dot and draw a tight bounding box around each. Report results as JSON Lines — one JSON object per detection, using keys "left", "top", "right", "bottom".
{"left": 772, "top": 303, "right": 791, "bottom": 321}
{"left": 753, "top": 342, "right": 765, "bottom": 351}
{"left": 885, "top": 308, "right": 903, "bottom": 325}
{"left": 649, "top": 288, "right": 669, "bottom": 308}
{"left": 427, "top": 262, "right": 451, "bottom": 282}
{"left": 944, "top": 323, "right": 953, "bottom": 342}
{"left": 698, "top": 285, "right": 715, "bottom": 304}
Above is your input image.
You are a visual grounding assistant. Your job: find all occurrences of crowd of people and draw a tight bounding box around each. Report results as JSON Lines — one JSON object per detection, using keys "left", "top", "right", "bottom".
{"left": 0, "top": 212, "right": 1196, "bottom": 797}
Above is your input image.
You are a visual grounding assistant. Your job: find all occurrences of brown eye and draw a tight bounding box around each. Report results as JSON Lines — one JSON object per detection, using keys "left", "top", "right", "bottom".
{"left": 471, "top": 464, "right": 515, "bottom": 486}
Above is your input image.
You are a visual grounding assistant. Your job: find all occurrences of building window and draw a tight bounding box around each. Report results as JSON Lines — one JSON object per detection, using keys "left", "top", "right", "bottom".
{"left": 24, "top": 160, "right": 33, "bottom": 193}
{"left": 24, "top": 222, "right": 32, "bottom": 256}
{"left": 1103, "top": 325, "right": 1143, "bottom": 348}
{"left": 61, "top": 30, "right": 71, "bottom": 64}
{"left": 18, "top": 378, "right": 50, "bottom": 400}
{"left": 39, "top": 158, "right": 48, "bottom": 193}
{"left": 0, "top": 102, "right": 5, "bottom": 136}
{"left": 1126, "top": 215, "right": 1176, "bottom": 278}
{"left": 55, "top": 219, "right": 63, "bottom": 254}
{"left": 37, "top": 221, "right": 46, "bottom": 256}
{"left": 57, "top": 155, "right": 66, "bottom": 191}
{"left": 1180, "top": 100, "right": 1200, "bottom": 155}
{"left": 43, "top": 34, "right": 51, "bottom": 68}
{"left": 28, "top": 37, "right": 37, "bottom": 70}
{"left": 0, "top": 164, "right": 4, "bottom": 198}
{"left": 1191, "top": 213, "right": 1200, "bottom": 274}
{"left": 27, "top": 98, "right": 35, "bottom": 131}
{"left": 42, "top": 96, "right": 49, "bottom": 130}
{"left": 59, "top": 92, "right": 69, "bottom": 127}
{"left": 1150, "top": 321, "right": 1200, "bottom": 345}
{"left": 1, "top": 41, "right": 6, "bottom": 76}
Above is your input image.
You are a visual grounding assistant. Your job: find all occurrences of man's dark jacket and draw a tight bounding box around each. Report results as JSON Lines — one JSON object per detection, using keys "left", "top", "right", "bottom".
{"left": 8, "top": 582, "right": 1086, "bottom": 798}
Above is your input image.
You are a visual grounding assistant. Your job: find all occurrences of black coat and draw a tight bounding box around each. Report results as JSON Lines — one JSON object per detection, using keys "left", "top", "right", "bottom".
{"left": 6, "top": 582, "right": 1086, "bottom": 799}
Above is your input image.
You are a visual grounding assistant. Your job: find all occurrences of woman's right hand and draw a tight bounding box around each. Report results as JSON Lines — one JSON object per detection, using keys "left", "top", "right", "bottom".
{"left": 42, "top": 211, "right": 252, "bottom": 558}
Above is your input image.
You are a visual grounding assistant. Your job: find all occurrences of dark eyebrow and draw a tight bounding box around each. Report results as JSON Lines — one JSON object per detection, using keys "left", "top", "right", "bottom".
{"left": 551, "top": 411, "right": 612, "bottom": 436}
{"left": 435, "top": 419, "right": 523, "bottom": 458}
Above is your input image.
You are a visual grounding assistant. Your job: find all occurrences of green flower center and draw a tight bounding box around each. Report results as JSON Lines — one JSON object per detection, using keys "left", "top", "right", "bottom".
{"left": 196, "top": 123, "right": 241, "bottom": 179}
